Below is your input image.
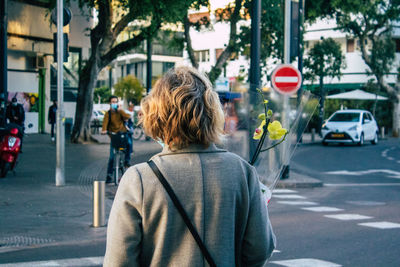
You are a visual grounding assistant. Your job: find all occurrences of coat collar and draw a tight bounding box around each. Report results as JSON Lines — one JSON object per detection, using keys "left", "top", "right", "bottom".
{"left": 157, "top": 143, "right": 226, "bottom": 157}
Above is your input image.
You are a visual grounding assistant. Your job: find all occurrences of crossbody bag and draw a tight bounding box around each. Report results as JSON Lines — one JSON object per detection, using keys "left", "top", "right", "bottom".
{"left": 147, "top": 160, "right": 217, "bottom": 267}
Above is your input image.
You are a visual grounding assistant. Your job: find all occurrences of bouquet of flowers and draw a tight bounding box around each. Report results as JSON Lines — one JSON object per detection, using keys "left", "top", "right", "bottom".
{"left": 221, "top": 83, "right": 319, "bottom": 204}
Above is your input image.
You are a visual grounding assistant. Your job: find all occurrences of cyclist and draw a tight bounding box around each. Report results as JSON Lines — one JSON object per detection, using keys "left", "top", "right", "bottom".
{"left": 101, "top": 95, "right": 131, "bottom": 183}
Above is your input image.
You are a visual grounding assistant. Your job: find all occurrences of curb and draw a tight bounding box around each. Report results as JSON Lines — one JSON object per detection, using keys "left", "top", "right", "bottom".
{"left": 0, "top": 238, "right": 107, "bottom": 254}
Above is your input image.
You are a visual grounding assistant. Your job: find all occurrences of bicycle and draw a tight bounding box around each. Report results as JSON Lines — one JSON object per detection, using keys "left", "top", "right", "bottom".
{"left": 109, "top": 132, "right": 127, "bottom": 186}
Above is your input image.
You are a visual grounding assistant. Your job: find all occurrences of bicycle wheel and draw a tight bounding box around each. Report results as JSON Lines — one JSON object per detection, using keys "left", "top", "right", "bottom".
{"left": 132, "top": 126, "right": 143, "bottom": 140}
{"left": 114, "top": 150, "right": 120, "bottom": 186}
{"left": 118, "top": 151, "right": 125, "bottom": 184}
{"left": 114, "top": 150, "right": 126, "bottom": 186}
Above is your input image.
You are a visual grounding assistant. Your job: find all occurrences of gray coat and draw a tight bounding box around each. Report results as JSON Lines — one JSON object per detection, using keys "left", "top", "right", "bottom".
{"left": 104, "top": 144, "right": 276, "bottom": 267}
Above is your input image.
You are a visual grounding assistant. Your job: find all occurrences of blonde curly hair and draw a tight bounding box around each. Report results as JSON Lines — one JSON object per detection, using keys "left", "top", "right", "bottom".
{"left": 140, "top": 66, "right": 224, "bottom": 150}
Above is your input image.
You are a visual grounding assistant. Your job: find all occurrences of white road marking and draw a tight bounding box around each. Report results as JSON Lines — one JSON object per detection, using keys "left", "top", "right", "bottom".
{"left": 324, "top": 214, "right": 373, "bottom": 221}
{"left": 346, "top": 200, "right": 385, "bottom": 206}
{"left": 0, "top": 256, "right": 104, "bottom": 267}
{"left": 275, "top": 76, "right": 299, "bottom": 83}
{"left": 324, "top": 169, "right": 400, "bottom": 179}
{"left": 397, "top": 161, "right": 400, "bottom": 164}
{"left": 277, "top": 201, "right": 318, "bottom": 206}
{"left": 301, "top": 206, "right": 344, "bottom": 212}
{"left": 273, "top": 189, "right": 298, "bottom": 194}
{"left": 387, "top": 157, "right": 394, "bottom": 161}
{"left": 273, "top": 249, "right": 281, "bottom": 253}
{"left": 358, "top": 221, "right": 400, "bottom": 229}
{"left": 271, "top": 258, "right": 341, "bottom": 267}
{"left": 273, "top": 194, "right": 307, "bottom": 199}
{"left": 325, "top": 183, "right": 400, "bottom": 187}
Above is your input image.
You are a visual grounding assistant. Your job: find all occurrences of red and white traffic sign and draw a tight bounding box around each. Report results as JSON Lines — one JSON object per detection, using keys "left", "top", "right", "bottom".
{"left": 271, "top": 64, "right": 302, "bottom": 95}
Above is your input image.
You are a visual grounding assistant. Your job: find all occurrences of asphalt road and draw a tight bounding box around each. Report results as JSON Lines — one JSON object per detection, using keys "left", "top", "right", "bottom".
{"left": 267, "top": 138, "right": 400, "bottom": 266}
{"left": 1, "top": 138, "right": 399, "bottom": 266}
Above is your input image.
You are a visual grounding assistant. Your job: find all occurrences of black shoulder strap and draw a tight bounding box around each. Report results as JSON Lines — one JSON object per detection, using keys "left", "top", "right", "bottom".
{"left": 147, "top": 160, "right": 217, "bottom": 267}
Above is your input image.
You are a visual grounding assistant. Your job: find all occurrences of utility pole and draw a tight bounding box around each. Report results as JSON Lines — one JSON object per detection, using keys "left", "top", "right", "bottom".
{"left": 146, "top": 38, "right": 152, "bottom": 93}
{"left": 296, "top": 0, "right": 304, "bottom": 143}
{"left": 249, "top": 0, "right": 261, "bottom": 158}
{"left": 281, "top": 0, "right": 291, "bottom": 179}
{"left": 56, "top": 0, "right": 65, "bottom": 186}
{"left": 0, "top": 0, "right": 7, "bottom": 128}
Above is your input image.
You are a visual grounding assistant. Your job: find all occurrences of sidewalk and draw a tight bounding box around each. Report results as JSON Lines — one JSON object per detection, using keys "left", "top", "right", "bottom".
{"left": 0, "top": 134, "right": 161, "bottom": 254}
{"left": 0, "top": 133, "right": 321, "bottom": 255}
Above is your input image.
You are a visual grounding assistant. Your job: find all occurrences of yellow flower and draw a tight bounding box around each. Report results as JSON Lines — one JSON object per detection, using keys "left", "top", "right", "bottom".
{"left": 258, "top": 113, "right": 266, "bottom": 120}
{"left": 253, "top": 120, "right": 266, "bottom": 140}
{"left": 268, "top": 121, "right": 287, "bottom": 140}
{"left": 264, "top": 100, "right": 269, "bottom": 104}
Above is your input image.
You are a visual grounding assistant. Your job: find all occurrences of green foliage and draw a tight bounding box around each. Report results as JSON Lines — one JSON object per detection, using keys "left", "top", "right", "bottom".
{"left": 304, "top": 0, "right": 336, "bottom": 22}
{"left": 94, "top": 86, "right": 112, "bottom": 103}
{"left": 333, "top": 0, "right": 400, "bottom": 82}
{"left": 239, "top": 0, "right": 284, "bottom": 63}
{"left": 304, "top": 38, "right": 346, "bottom": 86}
{"left": 114, "top": 75, "right": 145, "bottom": 105}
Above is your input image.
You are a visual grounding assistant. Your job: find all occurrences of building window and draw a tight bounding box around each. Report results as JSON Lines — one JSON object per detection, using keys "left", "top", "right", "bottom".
{"left": 194, "top": 50, "right": 210, "bottom": 62}
{"left": 347, "top": 39, "right": 355, "bottom": 52}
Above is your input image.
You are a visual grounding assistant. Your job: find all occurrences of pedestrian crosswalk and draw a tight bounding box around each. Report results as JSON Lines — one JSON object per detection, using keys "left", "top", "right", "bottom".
{"left": 272, "top": 189, "right": 400, "bottom": 230}
{"left": 271, "top": 258, "right": 342, "bottom": 267}
{"left": 269, "top": 188, "right": 399, "bottom": 266}
{"left": 0, "top": 256, "right": 104, "bottom": 267}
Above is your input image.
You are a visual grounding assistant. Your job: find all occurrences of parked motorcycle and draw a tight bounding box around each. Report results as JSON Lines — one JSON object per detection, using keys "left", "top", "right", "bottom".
{"left": 0, "top": 127, "right": 21, "bottom": 178}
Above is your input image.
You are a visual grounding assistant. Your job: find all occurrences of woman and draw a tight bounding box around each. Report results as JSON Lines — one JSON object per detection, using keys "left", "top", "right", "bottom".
{"left": 104, "top": 66, "right": 276, "bottom": 266}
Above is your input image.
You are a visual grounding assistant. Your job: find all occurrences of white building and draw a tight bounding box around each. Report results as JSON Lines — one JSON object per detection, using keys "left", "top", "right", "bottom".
{"left": 303, "top": 18, "right": 400, "bottom": 93}
{"left": 183, "top": 11, "right": 400, "bottom": 94}
{"left": 7, "top": 0, "right": 92, "bottom": 134}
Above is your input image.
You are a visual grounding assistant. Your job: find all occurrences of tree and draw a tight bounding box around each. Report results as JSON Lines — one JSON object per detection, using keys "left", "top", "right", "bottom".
{"left": 114, "top": 75, "right": 145, "bottom": 105}
{"left": 183, "top": 0, "right": 242, "bottom": 83}
{"left": 94, "top": 86, "right": 111, "bottom": 104}
{"left": 331, "top": 0, "right": 400, "bottom": 136}
{"left": 70, "top": 0, "right": 194, "bottom": 142}
{"left": 304, "top": 37, "right": 346, "bottom": 133}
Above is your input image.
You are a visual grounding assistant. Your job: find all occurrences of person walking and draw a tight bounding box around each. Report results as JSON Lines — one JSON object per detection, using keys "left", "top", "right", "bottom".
{"left": 48, "top": 101, "right": 57, "bottom": 141}
{"left": 104, "top": 66, "right": 276, "bottom": 266}
{"left": 101, "top": 96, "right": 131, "bottom": 183}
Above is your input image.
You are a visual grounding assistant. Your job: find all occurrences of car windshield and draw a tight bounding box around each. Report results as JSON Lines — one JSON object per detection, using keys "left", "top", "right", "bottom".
{"left": 330, "top": 113, "right": 360, "bottom": 122}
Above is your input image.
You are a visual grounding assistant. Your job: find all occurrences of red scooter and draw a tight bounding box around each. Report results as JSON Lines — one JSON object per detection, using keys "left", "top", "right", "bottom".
{"left": 0, "top": 127, "right": 21, "bottom": 178}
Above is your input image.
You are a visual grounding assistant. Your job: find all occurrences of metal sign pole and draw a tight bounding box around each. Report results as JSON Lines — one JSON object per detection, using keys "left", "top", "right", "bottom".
{"left": 56, "top": 0, "right": 65, "bottom": 186}
{"left": 0, "top": 0, "right": 7, "bottom": 127}
{"left": 281, "top": 0, "right": 291, "bottom": 178}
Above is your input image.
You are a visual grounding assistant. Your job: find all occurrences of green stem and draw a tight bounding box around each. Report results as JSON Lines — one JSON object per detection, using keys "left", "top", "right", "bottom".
{"left": 249, "top": 88, "right": 270, "bottom": 165}
{"left": 249, "top": 118, "right": 270, "bottom": 165}
{"left": 260, "top": 132, "right": 289, "bottom": 153}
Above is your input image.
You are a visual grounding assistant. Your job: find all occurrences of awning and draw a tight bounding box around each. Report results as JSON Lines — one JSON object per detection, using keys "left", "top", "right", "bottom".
{"left": 326, "top": 89, "right": 388, "bottom": 100}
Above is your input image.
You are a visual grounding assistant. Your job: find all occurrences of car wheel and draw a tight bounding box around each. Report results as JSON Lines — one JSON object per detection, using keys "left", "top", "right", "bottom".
{"left": 358, "top": 133, "right": 364, "bottom": 146}
{"left": 322, "top": 140, "right": 328, "bottom": 146}
{"left": 371, "top": 132, "right": 378, "bottom": 145}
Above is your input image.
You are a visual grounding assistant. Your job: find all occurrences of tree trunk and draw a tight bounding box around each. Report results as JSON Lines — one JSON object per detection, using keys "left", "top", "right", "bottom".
{"left": 393, "top": 96, "right": 400, "bottom": 137}
{"left": 183, "top": 14, "right": 198, "bottom": 69}
{"left": 71, "top": 52, "right": 101, "bottom": 143}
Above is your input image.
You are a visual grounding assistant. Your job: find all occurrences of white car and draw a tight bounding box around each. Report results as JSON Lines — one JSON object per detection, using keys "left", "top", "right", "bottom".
{"left": 321, "top": 109, "right": 379, "bottom": 146}
{"left": 91, "top": 110, "right": 105, "bottom": 123}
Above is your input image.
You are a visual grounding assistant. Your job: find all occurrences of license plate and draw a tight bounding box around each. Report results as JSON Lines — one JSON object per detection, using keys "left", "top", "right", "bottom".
{"left": 331, "top": 133, "right": 344, "bottom": 138}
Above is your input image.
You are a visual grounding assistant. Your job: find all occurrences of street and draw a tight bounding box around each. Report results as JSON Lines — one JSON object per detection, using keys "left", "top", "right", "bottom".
{"left": 0, "top": 137, "right": 399, "bottom": 266}
{"left": 268, "top": 138, "right": 400, "bottom": 266}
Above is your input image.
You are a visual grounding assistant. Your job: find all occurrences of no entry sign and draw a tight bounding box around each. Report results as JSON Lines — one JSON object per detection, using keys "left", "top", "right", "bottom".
{"left": 271, "top": 64, "right": 302, "bottom": 95}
